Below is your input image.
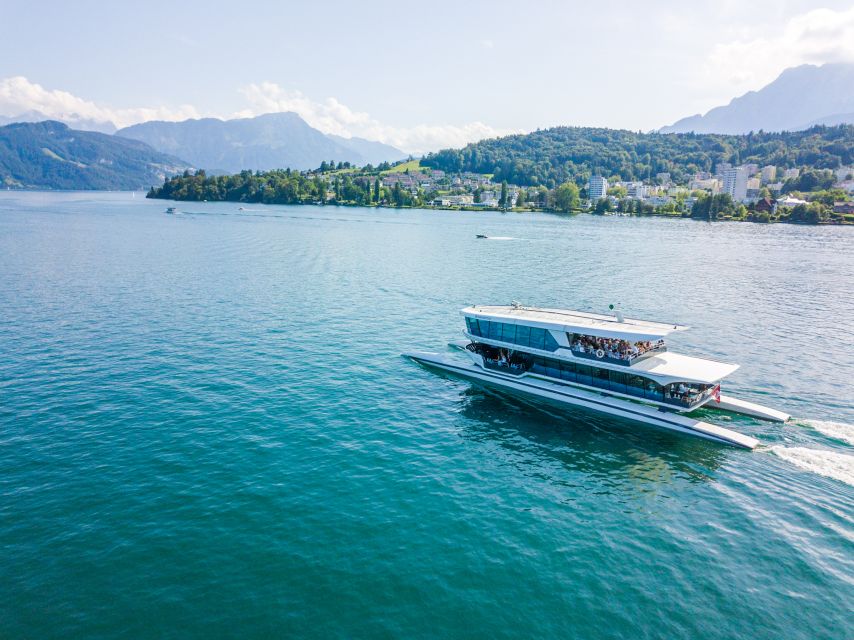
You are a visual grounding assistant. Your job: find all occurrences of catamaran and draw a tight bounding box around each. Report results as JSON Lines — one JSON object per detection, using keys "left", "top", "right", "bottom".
{"left": 405, "top": 304, "right": 790, "bottom": 449}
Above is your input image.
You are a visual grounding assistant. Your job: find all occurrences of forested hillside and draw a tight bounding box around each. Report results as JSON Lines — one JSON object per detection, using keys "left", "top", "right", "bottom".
{"left": 0, "top": 121, "right": 188, "bottom": 190}
{"left": 421, "top": 125, "right": 854, "bottom": 187}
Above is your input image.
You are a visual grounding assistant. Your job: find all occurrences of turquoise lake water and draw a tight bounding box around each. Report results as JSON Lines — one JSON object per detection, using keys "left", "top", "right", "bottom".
{"left": 1, "top": 191, "right": 852, "bottom": 639}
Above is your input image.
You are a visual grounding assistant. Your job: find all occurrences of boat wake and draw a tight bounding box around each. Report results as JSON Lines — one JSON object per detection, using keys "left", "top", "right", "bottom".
{"left": 770, "top": 446, "right": 854, "bottom": 487}
{"left": 800, "top": 419, "right": 854, "bottom": 446}
{"left": 484, "top": 236, "right": 516, "bottom": 241}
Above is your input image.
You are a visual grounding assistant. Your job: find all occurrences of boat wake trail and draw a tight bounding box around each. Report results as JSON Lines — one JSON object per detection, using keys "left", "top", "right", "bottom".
{"left": 485, "top": 236, "right": 516, "bottom": 241}
{"left": 800, "top": 419, "right": 854, "bottom": 446}
{"left": 770, "top": 446, "right": 854, "bottom": 487}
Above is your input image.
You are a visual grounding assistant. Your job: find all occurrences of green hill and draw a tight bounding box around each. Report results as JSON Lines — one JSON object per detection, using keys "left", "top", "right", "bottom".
{"left": 0, "top": 121, "right": 189, "bottom": 190}
{"left": 421, "top": 125, "right": 854, "bottom": 187}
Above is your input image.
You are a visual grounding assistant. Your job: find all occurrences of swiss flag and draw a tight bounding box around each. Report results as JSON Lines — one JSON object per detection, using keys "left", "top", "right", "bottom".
{"left": 713, "top": 385, "right": 721, "bottom": 403}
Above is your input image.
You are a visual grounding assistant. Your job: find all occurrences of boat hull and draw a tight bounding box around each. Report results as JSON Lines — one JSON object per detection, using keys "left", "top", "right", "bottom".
{"left": 405, "top": 351, "right": 759, "bottom": 449}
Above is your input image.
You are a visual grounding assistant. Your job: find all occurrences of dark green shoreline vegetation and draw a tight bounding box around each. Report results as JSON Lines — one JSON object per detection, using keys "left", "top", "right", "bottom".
{"left": 147, "top": 124, "right": 854, "bottom": 224}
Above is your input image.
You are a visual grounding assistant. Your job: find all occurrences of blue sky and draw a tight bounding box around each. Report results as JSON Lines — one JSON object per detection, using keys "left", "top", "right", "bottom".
{"left": 2, "top": 0, "right": 854, "bottom": 151}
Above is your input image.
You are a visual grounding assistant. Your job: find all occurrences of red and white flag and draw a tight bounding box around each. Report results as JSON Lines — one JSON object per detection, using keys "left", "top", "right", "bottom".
{"left": 713, "top": 385, "right": 721, "bottom": 403}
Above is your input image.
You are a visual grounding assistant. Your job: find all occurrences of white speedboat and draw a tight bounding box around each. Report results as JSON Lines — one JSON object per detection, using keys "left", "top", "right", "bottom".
{"left": 405, "top": 304, "right": 789, "bottom": 449}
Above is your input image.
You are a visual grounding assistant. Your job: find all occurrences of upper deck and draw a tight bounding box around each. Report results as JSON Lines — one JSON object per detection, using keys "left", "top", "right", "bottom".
{"left": 462, "top": 305, "right": 739, "bottom": 385}
{"left": 462, "top": 305, "right": 689, "bottom": 341}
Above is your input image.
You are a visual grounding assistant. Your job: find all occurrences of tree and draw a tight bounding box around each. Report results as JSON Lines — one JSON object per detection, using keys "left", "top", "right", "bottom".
{"left": 787, "top": 202, "right": 827, "bottom": 224}
{"left": 314, "top": 176, "right": 326, "bottom": 204}
{"left": 374, "top": 178, "right": 381, "bottom": 203}
{"left": 516, "top": 189, "right": 525, "bottom": 208}
{"left": 691, "top": 193, "right": 737, "bottom": 220}
{"left": 593, "top": 198, "right": 613, "bottom": 214}
{"left": 553, "top": 181, "right": 580, "bottom": 212}
{"left": 499, "top": 180, "right": 508, "bottom": 208}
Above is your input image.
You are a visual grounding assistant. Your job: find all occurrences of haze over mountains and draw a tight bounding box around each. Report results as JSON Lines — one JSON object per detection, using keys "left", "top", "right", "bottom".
{"left": 116, "top": 112, "right": 405, "bottom": 173}
{"left": 661, "top": 63, "right": 854, "bottom": 134}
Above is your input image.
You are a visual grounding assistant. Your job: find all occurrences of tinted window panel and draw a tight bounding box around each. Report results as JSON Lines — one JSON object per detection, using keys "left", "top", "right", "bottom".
{"left": 515, "top": 325, "right": 531, "bottom": 347}
{"left": 488, "top": 321, "right": 501, "bottom": 340}
{"left": 543, "top": 330, "right": 559, "bottom": 351}
{"left": 501, "top": 323, "right": 516, "bottom": 343}
{"left": 530, "top": 328, "right": 546, "bottom": 350}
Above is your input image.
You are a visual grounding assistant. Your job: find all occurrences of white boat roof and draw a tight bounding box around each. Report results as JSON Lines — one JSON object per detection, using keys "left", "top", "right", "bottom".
{"left": 626, "top": 351, "right": 739, "bottom": 384}
{"left": 463, "top": 305, "right": 689, "bottom": 341}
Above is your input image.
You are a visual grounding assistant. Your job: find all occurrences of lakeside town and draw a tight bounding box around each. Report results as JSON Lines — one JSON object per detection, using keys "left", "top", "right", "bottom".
{"left": 366, "top": 159, "right": 854, "bottom": 222}
{"left": 153, "top": 157, "right": 853, "bottom": 224}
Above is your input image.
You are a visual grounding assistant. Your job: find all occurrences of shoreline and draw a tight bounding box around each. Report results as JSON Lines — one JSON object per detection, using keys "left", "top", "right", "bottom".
{"left": 147, "top": 195, "right": 853, "bottom": 226}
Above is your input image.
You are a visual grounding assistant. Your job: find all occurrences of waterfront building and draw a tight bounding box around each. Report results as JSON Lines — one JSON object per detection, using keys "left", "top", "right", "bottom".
{"left": 588, "top": 176, "right": 609, "bottom": 201}
{"left": 723, "top": 167, "right": 749, "bottom": 202}
{"left": 761, "top": 165, "right": 777, "bottom": 183}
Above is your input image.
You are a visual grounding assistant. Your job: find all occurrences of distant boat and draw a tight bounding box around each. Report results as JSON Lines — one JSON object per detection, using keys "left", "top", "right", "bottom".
{"left": 166, "top": 207, "right": 177, "bottom": 214}
{"left": 238, "top": 207, "right": 245, "bottom": 210}
{"left": 476, "top": 234, "right": 488, "bottom": 239}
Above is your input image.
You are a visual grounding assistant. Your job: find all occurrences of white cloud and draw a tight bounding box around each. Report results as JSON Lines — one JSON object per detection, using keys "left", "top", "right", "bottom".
{"left": 0, "top": 75, "right": 514, "bottom": 153}
{"left": 701, "top": 7, "right": 854, "bottom": 96}
{"left": 0, "top": 76, "right": 201, "bottom": 129}
{"left": 234, "top": 82, "right": 517, "bottom": 153}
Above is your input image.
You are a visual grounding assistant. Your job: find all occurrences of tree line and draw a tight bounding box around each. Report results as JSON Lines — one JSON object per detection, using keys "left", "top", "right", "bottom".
{"left": 421, "top": 125, "right": 854, "bottom": 188}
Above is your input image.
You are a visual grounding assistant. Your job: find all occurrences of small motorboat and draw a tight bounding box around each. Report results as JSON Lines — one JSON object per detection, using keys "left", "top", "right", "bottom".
{"left": 166, "top": 207, "right": 177, "bottom": 214}
{"left": 476, "top": 234, "right": 489, "bottom": 239}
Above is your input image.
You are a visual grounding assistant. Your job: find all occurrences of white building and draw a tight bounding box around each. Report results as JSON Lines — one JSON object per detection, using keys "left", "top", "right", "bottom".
{"left": 777, "top": 196, "right": 808, "bottom": 207}
{"left": 836, "top": 166, "right": 854, "bottom": 182}
{"left": 589, "top": 176, "right": 609, "bottom": 200}
{"left": 628, "top": 183, "right": 649, "bottom": 199}
{"left": 690, "top": 177, "right": 721, "bottom": 194}
{"left": 715, "top": 162, "right": 732, "bottom": 178}
{"left": 783, "top": 168, "right": 800, "bottom": 180}
{"left": 761, "top": 165, "right": 777, "bottom": 183}
{"left": 723, "top": 166, "right": 749, "bottom": 202}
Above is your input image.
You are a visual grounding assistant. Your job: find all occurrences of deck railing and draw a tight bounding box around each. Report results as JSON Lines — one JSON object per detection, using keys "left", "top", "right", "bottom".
{"left": 570, "top": 343, "right": 667, "bottom": 367}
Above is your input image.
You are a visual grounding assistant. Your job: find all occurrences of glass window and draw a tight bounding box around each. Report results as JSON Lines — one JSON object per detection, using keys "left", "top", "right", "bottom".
{"left": 488, "top": 321, "right": 501, "bottom": 340}
{"left": 501, "top": 323, "right": 517, "bottom": 343}
{"left": 475, "top": 320, "right": 487, "bottom": 337}
{"left": 515, "top": 324, "right": 531, "bottom": 347}
{"left": 644, "top": 380, "right": 663, "bottom": 401}
{"left": 531, "top": 357, "right": 546, "bottom": 375}
{"left": 529, "top": 328, "right": 546, "bottom": 350}
{"left": 560, "top": 361, "right": 576, "bottom": 381}
{"left": 592, "top": 366, "right": 610, "bottom": 389}
{"left": 466, "top": 317, "right": 477, "bottom": 336}
{"left": 576, "top": 364, "right": 593, "bottom": 386}
{"left": 543, "top": 330, "right": 559, "bottom": 352}
{"left": 609, "top": 370, "right": 628, "bottom": 394}
{"left": 545, "top": 358, "right": 561, "bottom": 379}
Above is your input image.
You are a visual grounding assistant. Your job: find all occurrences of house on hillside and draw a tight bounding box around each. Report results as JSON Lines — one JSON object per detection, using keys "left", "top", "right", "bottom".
{"left": 754, "top": 197, "right": 775, "bottom": 214}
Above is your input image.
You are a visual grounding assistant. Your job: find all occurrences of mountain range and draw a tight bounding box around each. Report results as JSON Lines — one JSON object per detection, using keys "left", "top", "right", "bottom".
{"left": 0, "top": 121, "right": 188, "bottom": 190}
{"left": 660, "top": 63, "right": 854, "bottom": 134}
{"left": 116, "top": 112, "right": 405, "bottom": 173}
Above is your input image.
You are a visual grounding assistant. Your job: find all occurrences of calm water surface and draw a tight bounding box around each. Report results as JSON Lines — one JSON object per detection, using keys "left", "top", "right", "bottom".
{"left": 1, "top": 192, "right": 852, "bottom": 639}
